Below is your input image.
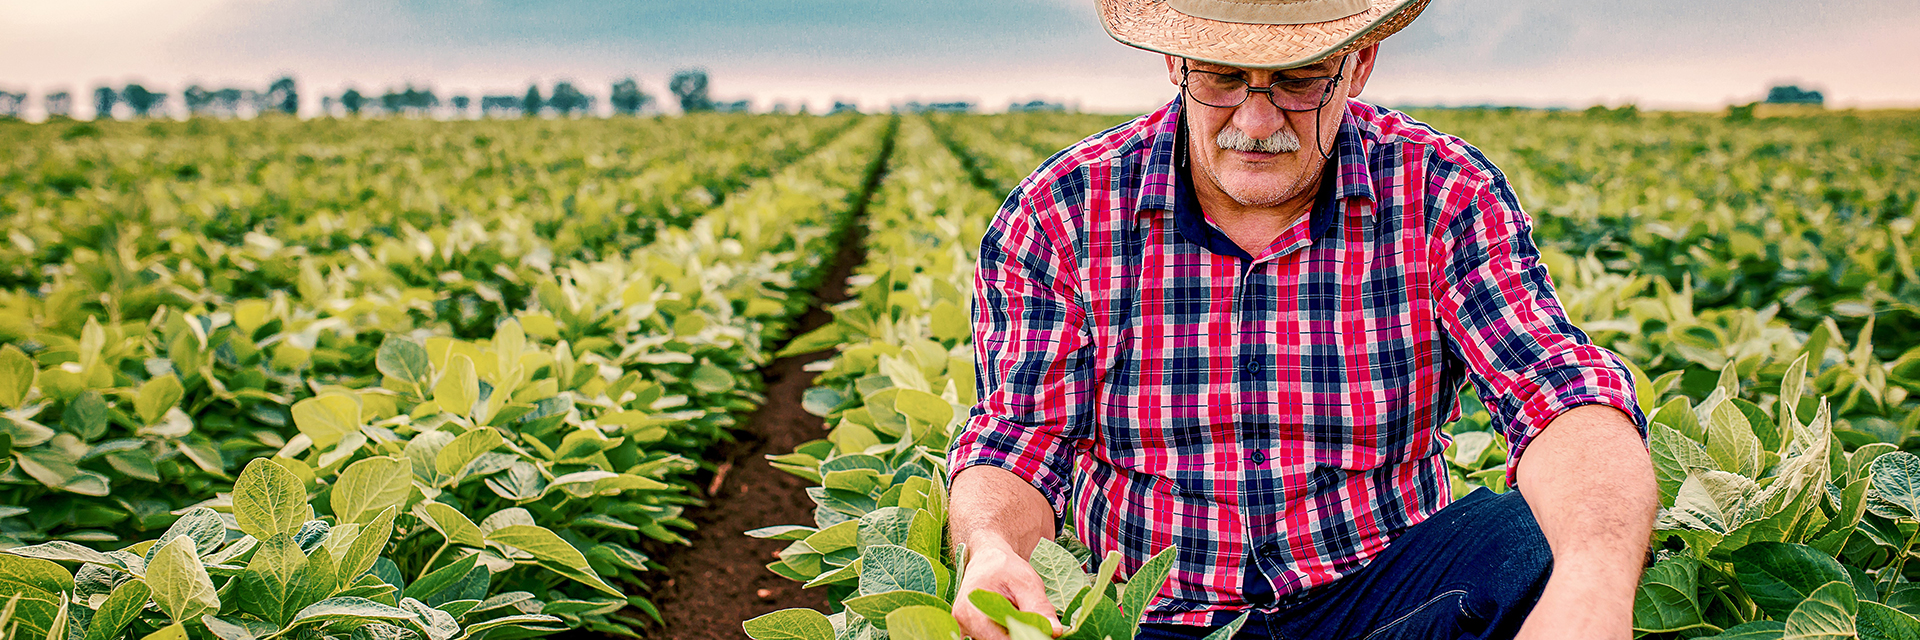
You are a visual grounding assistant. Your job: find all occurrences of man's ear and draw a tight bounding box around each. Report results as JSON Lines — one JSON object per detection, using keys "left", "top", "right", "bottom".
{"left": 1345, "top": 44, "right": 1380, "bottom": 98}
{"left": 1166, "top": 55, "right": 1184, "bottom": 86}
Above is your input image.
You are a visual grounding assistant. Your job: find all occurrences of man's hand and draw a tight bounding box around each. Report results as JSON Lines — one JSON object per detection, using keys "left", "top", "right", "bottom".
{"left": 952, "top": 536, "right": 1066, "bottom": 640}
{"left": 1512, "top": 404, "right": 1656, "bottom": 640}
{"left": 949, "top": 466, "right": 1064, "bottom": 640}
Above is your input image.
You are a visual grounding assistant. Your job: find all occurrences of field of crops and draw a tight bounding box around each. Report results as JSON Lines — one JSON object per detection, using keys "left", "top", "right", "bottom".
{"left": 2, "top": 106, "right": 1918, "bottom": 640}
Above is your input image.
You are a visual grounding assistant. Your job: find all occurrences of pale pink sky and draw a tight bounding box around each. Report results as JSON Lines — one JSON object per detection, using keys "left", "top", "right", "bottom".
{"left": 1, "top": 0, "right": 1914, "bottom": 116}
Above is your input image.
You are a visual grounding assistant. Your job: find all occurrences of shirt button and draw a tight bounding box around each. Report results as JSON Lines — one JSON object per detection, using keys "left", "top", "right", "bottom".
{"left": 1257, "top": 541, "right": 1282, "bottom": 558}
{"left": 1248, "top": 450, "right": 1268, "bottom": 465}
{"left": 1241, "top": 358, "right": 1263, "bottom": 376}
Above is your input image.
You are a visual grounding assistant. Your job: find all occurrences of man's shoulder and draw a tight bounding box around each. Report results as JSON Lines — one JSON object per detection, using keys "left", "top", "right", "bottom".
{"left": 1345, "top": 101, "right": 1508, "bottom": 189}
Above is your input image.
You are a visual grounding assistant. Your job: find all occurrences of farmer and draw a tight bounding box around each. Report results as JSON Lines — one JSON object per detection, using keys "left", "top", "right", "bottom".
{"left": 946, "top": 0, "right": 1657, "bottom": 638}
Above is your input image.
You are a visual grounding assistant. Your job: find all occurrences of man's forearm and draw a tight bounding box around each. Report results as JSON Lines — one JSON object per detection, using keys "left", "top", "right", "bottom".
{"left": 950, "top": 465, "right": 1057, "bottom": 558}
{"left": 1514, "top": 403, "right": 1657, "bottom": 637}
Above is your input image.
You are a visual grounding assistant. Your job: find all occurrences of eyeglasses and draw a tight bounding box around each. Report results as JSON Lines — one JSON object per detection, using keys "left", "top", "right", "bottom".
{"left": 1180, "top": 62, "right": 1344, "bottom": 112}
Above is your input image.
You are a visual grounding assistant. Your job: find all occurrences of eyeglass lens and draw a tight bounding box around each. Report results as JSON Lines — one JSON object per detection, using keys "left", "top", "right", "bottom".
{"left": 1186, "top": 71, "right": 1334, "bottom": 111}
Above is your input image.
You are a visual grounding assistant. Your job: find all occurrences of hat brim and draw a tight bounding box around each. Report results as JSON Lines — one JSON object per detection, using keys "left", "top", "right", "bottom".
{"left": 1096, "top": 0, "right": 1431, "bottom": 70}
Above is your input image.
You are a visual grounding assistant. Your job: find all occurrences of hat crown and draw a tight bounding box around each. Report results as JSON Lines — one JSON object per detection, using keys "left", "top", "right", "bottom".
{"left": 1163, "top": 0, "right": 1369, "bottom": 25}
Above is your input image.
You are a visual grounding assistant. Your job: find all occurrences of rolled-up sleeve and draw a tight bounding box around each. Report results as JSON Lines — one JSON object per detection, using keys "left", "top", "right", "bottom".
{"left": 948, "top": 187, "right": 1094, "bottom": 522}
{"left": 1433, "top": 177, "right": 1649, "bottom": 486}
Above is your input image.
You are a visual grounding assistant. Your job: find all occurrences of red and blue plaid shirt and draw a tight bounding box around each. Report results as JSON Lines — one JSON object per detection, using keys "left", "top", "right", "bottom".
{"left": 950, "top": 97, "right": 1647, "bottom": 625}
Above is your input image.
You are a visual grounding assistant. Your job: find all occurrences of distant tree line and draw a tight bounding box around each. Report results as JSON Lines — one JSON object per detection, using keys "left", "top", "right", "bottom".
{"left": 0, "top": 68, "right": 906, "bottom": 121}
{"left": 0, "top": 69, "right": 760, "bottom": 121}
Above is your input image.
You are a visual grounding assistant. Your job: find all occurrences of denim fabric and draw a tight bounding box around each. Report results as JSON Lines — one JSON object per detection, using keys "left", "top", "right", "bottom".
{"left": 1136, "top": 488, "right": 1552, "bottom": 640}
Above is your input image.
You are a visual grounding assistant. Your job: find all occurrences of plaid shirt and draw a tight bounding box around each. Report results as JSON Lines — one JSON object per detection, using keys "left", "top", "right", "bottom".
{"left": 950, "top": 97, "right": 1647, "bottom": 625}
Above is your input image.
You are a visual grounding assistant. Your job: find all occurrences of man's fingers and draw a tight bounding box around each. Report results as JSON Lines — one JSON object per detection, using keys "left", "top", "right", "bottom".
{"left": 953, "top": 599, "right": 1013, "bottom": 640}
{"left": 1008, "top": 579, "right": 1067, "bottom": 636}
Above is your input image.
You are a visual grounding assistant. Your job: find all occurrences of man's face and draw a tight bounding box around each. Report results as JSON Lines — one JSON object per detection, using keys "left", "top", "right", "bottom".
{"left": 1167, "top": 46, "right": 1377, "bottom": 209}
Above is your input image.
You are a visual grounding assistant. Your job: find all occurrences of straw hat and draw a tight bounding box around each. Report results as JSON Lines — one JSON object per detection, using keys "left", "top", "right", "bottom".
{"left": 1096, "top": 0, "right": 1432, "bottom": 70}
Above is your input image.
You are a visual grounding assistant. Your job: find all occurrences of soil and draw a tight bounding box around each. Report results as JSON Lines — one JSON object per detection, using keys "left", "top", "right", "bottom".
{"left": 617, "top": 123, "right": 895, "bottom": 640}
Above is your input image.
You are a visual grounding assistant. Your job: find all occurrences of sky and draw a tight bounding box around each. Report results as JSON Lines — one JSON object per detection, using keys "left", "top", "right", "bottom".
{"left": 0, "top": 0, "right": 1916, "bottom": 117}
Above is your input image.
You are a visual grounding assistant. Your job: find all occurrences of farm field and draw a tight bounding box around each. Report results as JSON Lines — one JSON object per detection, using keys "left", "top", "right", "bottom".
{"left": 1, "top": 107, "right": 1919, "bottom": 640}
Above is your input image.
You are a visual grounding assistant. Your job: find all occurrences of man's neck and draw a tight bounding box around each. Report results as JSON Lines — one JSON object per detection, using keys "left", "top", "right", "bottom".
{"left": 1189, "top": 158, "right": 1324, "bottom": 258}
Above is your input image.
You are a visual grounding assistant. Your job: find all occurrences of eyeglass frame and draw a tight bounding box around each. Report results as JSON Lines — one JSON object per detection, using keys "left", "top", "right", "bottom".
{"left": 1178, "top": 58, "right": 1347, "bottom": 112}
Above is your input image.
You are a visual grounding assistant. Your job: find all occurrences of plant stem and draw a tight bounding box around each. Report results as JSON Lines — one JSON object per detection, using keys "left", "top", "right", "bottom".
{"left": 418, "top": 541, "right": 449, "bottom": 582}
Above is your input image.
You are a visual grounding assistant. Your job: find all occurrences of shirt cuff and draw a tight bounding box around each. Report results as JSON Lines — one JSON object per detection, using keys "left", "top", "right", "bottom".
{"left": 1503, "top": 356, "right": 1648, "bottom": 487}
{"left": 948, "top": 417, "right": 1076, "bottom": 524}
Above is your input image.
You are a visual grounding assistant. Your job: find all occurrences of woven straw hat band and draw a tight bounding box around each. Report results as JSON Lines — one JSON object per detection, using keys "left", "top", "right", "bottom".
{"left": 1165, "top": 0, "right": 1370, "bottom": 25}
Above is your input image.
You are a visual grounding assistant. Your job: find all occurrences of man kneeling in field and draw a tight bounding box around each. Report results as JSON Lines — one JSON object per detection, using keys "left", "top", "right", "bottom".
{"left": 946, "top": 1, "right": 1656, "bottom": 638}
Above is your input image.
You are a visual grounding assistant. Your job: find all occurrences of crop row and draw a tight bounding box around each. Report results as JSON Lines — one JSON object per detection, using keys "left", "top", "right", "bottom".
{"left": 747, "top": 110, "right": 1920, "bottom": 640}
{"left": 0, "top": 114, "right": 858, "bottom": 335}
{"left": 0, "top": 114, "right": 894, "bottom": 639}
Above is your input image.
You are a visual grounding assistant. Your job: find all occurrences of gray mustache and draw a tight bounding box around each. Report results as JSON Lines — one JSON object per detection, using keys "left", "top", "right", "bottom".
{"left": 1216, "top": 126, "right": 1301, "bottom": 154}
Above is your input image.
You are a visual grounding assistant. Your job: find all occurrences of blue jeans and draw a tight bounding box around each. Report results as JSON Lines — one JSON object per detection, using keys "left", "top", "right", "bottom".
{"left": 1137, "top": 488, "right": 1552, "bottom": 640}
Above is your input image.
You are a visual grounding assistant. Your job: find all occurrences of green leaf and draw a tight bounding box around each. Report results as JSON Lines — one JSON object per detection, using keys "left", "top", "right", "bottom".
{"left": 292, "top": 392, "right": 362, "bottom": 449}
{"left": 930, "top": 300, "right": 969, "bottom": 343}
{"left": 141, "top": 623, "right": 188, "bottom": 640}
{"left": 894, "top": 388, "right": 954, "bottom": 427}
{"left": 845, "top": 591, "right": 949, "bottom": 629}
{"left": 1851, "top": 445, "right": 1900, "bottom": 486}
{"left": 289, "top": 596, "right": 419, "bottom": 627}
{"left": 742, "top": 608, "right": 835, "bottom": 640}
{"left": 1871, "top": 452, "right": 1920, "bottom": 521}
{"left": 857, "top": 507, "right": 916, "bottom": 553}
{"left": 1670, "top": 469, "right": 1758, "bottom": 533}
{"left": 1123, "top": 546, "right": 1178, "bottom": 636}
{"left": 1735, "top": 543, "right": 1852, "bottom": 620}
{"left": 452, "top": 613, "right": 566, "bottom": 639}
{"left": 135, "top": 374, "right": 184, "bottom": 425}
{"left": 485, "top": 524, "right": 622, "bottom": 597}
{"left": 0, "top": 344, "right": 35, "bottom": 409}
{"left": 748, "top": 525, "right": 816, "bottom": 542}
{"left": 332, "top": 456, "right": 411, "bottom": 525}
{"left": 148, "top": 535, "right": 220, "bottom": 623}
{"left": 2, "top": 541, "right": 119, "bottom": 566}
{"left": 777, "top": 323, "right": 848, "bottom": 359}
{"left": 84, "top": 579, "right": 152, "bottom": 640}
{"left": 0, "top": 554, "right": 72, "bottom": 640}
{"left": 690, "top": 364, "right": 735, "bottom": 394}
{"left": 403, "top": 554, "right": 477, "bottom": 602}
{"left": 1708, "top": 621, "right": 1789, "bottom": 639}
{"left": 1655, "top": 397, "right": 1706, "bottom": 444}
{"left": 144, "top": 507, "right": 226, "bottom": 564}
{"left": 202, "top": 615, "right": 269, "bottom": 640}
{"left": 859, "top": 544, "right": 938, "bottom": 596}
{"left": 1707, "top": 400, "right": 1763, "bottom": 478}
{"left": 968, "top": 589, "right": 1053, "bottom": 637}
{"left": 886, "top": 605, "right": 964, "bottom": 640}
{"left": 1634, "top": 556, "right": 1709, "bottom": 634}
{"left": 1782, "top": 581, "right": 1856, "bottom": 640}
{"left": 377, "top": 336, "right": 432, "bottom": 387}
{"left": 434, "top": 355, "right": 478, "bottom": 417}
{"left": 237, "top": 534, "right": 332, "bottom": 627}
{"left": 1781, "top": 353, "right": 1810, "bottom": 420}
{"left": 803, "top": 520, "right": 859, "bottom": 553}
{"left": 61, "top": 391, "right": 108, "bottom": 440}
{"left": 1860, "top": 601, "right": 1920, "bottom": 640}
{"left": 417, "top": 503, "right": 486, "bottom": 548}
{"left": 1653, "top": 425, "right": 1719, "bottom": 505}
{"left": 339, "top": 506, "right": 398, "bottom": 581}
{"left": 233, "top": 458, "right": 313, "bottom": 540}
{"left": 434, "top": 428, "right": 504, "bottom": 479}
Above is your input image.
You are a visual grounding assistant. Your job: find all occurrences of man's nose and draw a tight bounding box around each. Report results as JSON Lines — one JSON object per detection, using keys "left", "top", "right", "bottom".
{"left": 1230, "top": 93, "right": 1289, "bottom": 141}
